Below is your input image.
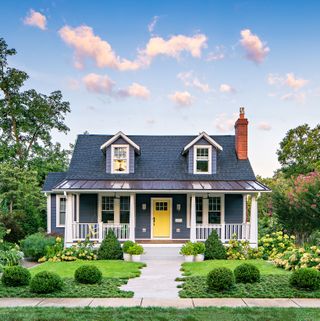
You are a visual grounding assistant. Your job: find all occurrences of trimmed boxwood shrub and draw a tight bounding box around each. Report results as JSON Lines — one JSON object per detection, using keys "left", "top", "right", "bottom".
{"left": 30, "top": 271, "right": 63, "bottom": 293}
{"left": 74, "top": 265, "right": 102, "bottom": 284}
{"left": 290, "top": 268, "right": 320, "bottom": 290}
{"left": 97, "top": 230, "right": 123, "bottom": 260}
{"left": 207, "top": 267, "right": 234, "bottom": 291}
{"left": 234, "top": 263, "right": 260, "bottom": 283}
{"left": 1, "top": 266, "right": 31, "bottom": 287}
{"left": 204, "top": 230, "right": 226, "bottom": 260}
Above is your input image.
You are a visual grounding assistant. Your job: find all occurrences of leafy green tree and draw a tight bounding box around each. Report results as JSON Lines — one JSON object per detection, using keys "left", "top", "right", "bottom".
{"left": 277, "top": 124, "right": 320, "bottom": 178}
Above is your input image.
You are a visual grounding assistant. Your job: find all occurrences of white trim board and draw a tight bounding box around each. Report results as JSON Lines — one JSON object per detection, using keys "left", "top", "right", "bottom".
{"left": 100, "top": 131, "right": 140, "bottom": 153}
{"left": 183, "top": 132, "right": 223, "bottom": 154}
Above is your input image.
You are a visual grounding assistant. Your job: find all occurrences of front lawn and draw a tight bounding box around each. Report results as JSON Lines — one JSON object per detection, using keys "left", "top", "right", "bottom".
{"left": 0, "top": 307, "right": 319, "bottom": 321}
{"left": 181, "top": 260, "right": 288, "bottom": 277}
{"left": 30, "top": 260, "right": 145, "bottom": 279}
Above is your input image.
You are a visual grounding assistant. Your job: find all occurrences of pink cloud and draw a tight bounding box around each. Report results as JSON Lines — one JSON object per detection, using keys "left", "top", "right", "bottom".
{"left": 214, "top": 113, "right": 238, "bottom": 132}
{"left": 177, "top": 71, "right": 210, "bottom": 92}
{"left": 240, "top": 29, "right": 270, "bottom": 63}
{"left": 169, "top": 91, "right": 194, "bottom": 107}
{"left": 118, "top": 82, "right": 150, "bottom": 99}
{"left": 23, "top": 9, "right": 47, "bottom": 30}
{"left": 285, "top": 73, "right": 309, "bottom": 90}
{"left": 257, "top": 122, "right": 272, "bottom": 131}
{"left": 83, "top": 73, "right": 114, "bottom": 94}
{"left": 148, "top": 16, "right": 159, "bottom": 33}
{"left": 219, "top": 83, "right": 236, "bottom": 93}
{"left": 206, "top": 45, "right": 225, "bottom": 61}
{"left": 281, "top": 92, "right": 306, "bottom": 104}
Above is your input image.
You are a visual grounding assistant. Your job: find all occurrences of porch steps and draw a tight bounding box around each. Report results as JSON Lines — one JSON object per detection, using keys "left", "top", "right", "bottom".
{"left": 139, "top": 246, "right": 183, "bottom": 261}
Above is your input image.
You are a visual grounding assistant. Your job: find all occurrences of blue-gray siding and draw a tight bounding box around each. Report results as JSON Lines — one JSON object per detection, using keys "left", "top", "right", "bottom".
{"left": 50, "top": 194, "right": 65, "bottom": 235}
{"left": 224, "top": 194, "right": 243, "bottom": 223}
{"left": 79, "top": 194, "right": 98, "bottom": 223}
{"left": 105, "top": 137, "right": 134, "bottom": 173}
{"left": 188, "top": 138, "right": 217, "bottom": 174}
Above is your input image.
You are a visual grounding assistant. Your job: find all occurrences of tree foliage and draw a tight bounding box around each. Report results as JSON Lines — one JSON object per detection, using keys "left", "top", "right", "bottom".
{"left": 277, "top": 124, "right": 320, "bottom": 178}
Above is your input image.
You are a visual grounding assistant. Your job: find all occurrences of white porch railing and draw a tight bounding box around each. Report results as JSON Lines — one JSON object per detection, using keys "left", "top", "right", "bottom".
{"left": 196, "top": 223, "right": 250, "bottom": 241}
{"left": 71, "top": 223, "right": 130, "bottom": 241}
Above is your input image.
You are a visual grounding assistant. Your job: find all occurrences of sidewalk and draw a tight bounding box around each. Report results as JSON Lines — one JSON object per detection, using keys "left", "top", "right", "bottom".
{"left": 0, "top": 298, "right": 320, "bottom": 308}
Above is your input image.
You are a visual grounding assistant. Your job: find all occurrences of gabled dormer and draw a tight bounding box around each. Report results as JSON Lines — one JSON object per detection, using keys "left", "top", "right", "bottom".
{"left": 100, "top": 131, "right": 140, "bottom": 174}
{"left": 182, "top": 132, "right": 223, "bottom": 175}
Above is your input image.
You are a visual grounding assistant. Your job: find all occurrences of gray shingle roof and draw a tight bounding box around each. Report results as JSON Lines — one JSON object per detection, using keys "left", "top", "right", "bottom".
{"left": 43, "top": 172, "right": 67, "bottom": 192}
{"left": 65, "top": 134, "right": 256, "bottom": 181}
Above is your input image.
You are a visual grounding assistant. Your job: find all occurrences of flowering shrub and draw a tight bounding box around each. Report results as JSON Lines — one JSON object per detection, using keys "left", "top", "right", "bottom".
{"left": 273, "top": 245, "right": 320, "bottom": 271}
{"left": 258, "top": 231, "right": 295, "bottom": 260}
{"left": 226, "top": 234, "right": 262, "bottom": 260}
{"left": 38, "top": 237, "right": 97, "bottom": 262}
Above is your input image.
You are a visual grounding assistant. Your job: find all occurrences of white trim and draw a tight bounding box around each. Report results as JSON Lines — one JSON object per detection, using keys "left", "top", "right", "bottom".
{"left": 129, "top": 193, "right": 136, "bottom": 241}
{"left": 111, "top": 144, "right": 130, "bottom": 174}
{"left": 56, "top": 194, "right": 67, "bottom": 227}
{"left": 183, "top": 132, "right": 223, "bottom": 153}
{"left": 150, "top": 198, "right": 172, "bottom": 240}
{"left": 100, "top": 131, "right": 140, "bottom": 152}
{"left": 242, "top": 194, "right": 247, "bottom": 223}
{"left": 193, "top": 145, "right": 212, "bottom": 174}
{"left": 47, "top": 194, "right": 51, "bottom": 233}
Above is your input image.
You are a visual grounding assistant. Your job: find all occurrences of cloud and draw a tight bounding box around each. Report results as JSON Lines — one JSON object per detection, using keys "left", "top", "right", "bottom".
{"left": 83, "top": 73, "right": 115, "bottom": 94}
{"left": 240, "top": 29, "right": 270, "bottom": 63}
{"left": 280, "top": 92, "right": 306, "bottom": 104}
{"left": 177, "top": 71, "right": 210, "bottom": 92}
{"left": 219, "top": 83, "right": 236, "bottom": 93}
{"left": 169, "top": 91, "right": 194, "bottom": 106}
{"left": 59, "top": 24, "right": 207, "bottom": 70}
{"left": 118, "top": 82, "right": 150, "bottom": 99}
{"left": 285, "top": 73, "right": 309, "bottom": 90}
{"left": 257, "top": 122, "right": 272, "bottom": 131}
{"left": 148, "top": 16, "right": 159, "bottom": 33}
{"left": 67, "top": 78, "right": 80, "bottom": 90}
{"left": 214, "top": 113, "right": 238, "bottom": 132}
{"left": 206, "top": 45, "right": 225, "bottom": 61}
{"left": 23, "top": 9, "right": 47, "bottom": 30}
{"left": 267, "top": 73, "right": 283, "bottom": 86}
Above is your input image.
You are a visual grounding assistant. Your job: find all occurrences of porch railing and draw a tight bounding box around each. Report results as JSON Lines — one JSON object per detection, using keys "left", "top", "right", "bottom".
{"left": 71, "top": 222, "right": 130, "bottom": 241}
{"left": 196, "top": 223, "right": 250, "bottom": 241}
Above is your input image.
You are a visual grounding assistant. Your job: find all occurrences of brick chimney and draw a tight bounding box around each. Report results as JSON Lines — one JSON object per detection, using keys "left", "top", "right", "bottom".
{"left": 235, "top": 107, "right": 248, "bottom": 160}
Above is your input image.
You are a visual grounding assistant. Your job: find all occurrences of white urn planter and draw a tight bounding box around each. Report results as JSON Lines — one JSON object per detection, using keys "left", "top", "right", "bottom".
{"left": 131, "top": 254, "right": 141, "bottom": 262}
{"left": 123, "top": 253, "right": 131, "bottom": 262}
{"left": 184, "top": 255, "right": 194, "bottom": 262}
{"left": 195, "top": 254, "right": 204, "bottom": 262}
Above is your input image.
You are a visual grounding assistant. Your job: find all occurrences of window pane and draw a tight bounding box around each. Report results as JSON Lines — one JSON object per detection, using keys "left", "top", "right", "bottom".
{"left": 197, "top": 148, "right": 209, "bottom": 158}
{"left": 120, "top": 196, "right": 130, "bottom": 223}
{"left": 113, "top": 159, "right": 127, "bottom": 172}
{"left": 208, "top": 197, "right": 221, "bottom": 224}
{"left": 113, "top": 147, "right": 128, "bottom": 172}
{"left": 102, "top": 196, "right": 114, "bottom": 223}
{"left": 196, "top": 160, "right": 208, "bottom": 172}
{"left": 114, "top": 147, "right": 127, "bottom": 159}
{"left": 102, "top": 211, "right": 114, "bottom": 223}
{"left": 120, "top": 212, "right": 130, "bottom": 224}
{"left": 208, "top": 212, "right": 220, "bottom": 224}
{"left": 59, "top": 198, "right": 66, "bottom": 225}
{"left": 196, "top": 197, "right": 203, "bottom": 224}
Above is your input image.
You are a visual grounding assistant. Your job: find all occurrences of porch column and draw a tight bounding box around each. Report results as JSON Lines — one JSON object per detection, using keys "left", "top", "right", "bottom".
{"left": 65, "top": 193, "right": 73, "bottom": 246}
{"left": 129, "top": 193, "right": 136, "bottom": 241}
{"left": 250, "top": 194, "right": 258, "bottom": 247}
{"left": 190, "top": 194, "right": 196, "bottom": 242}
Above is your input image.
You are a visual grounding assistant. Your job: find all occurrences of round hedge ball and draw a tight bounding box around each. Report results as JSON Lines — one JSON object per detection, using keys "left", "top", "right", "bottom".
{"left": 207, "top": 267, "right": 235, "bottom": 291}
{"left": 290, "top": 268, "right": 320, "bottom": 290}
{"left": 30, "top": 271, "right": 63, "bottom": 294}
{"left": 1, "top": 266, "right": 31, "bottom": 287}
{"left": 74, "top": 265, "right": 102, "bottom": 284}
{"left": 234, "top": 263, "right": 260, "bottom": 284}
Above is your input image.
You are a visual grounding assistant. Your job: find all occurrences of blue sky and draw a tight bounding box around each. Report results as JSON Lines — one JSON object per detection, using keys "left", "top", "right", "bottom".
{"left": 1, "top": 0, "right": 320, "bottom": 177}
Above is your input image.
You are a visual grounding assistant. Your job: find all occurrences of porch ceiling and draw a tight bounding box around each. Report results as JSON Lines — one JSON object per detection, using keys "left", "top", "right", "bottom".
{"left": 53, "top": 179, "right": 270, "bottom": 192}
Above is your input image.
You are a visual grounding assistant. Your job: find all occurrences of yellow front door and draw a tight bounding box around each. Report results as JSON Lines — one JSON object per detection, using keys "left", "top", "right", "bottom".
{"left": 152, "top": 199, "right": 171, "bottom": 238}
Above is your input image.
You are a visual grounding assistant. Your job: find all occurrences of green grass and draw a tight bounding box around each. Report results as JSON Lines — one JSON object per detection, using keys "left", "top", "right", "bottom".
{"left": 0, "top": 278, "right": 132, "bottom": 298}
{"left": 30, "top": 260, "right": 145, "bottom": 279}
{"left": 179, "top": 275, "right": 320, "bottom": 298}
{"left": 0, "top": 307, "right": 319, "bottom": 321}
{"left": 181, "top": 260, "right": 289, "bottom": 277}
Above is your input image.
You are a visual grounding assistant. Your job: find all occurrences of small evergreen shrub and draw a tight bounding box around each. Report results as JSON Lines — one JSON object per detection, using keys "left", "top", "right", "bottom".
{"left": 1, "top": 266, "right": 31, "bottom": 287}
{"left": 30, "top": 271, "right": 63, "bottom": 293}
{"left": 204, "top": 230, "right": 226, "bottom": 259}
{"left": 122, "top": 240, "right": 135, "bottom": 254}
{"left": 193, "top": 242, "right": 205, "bottom": 255}
{"left": 127, "top": 244, "right": 144, "bottom": 255}
{"left": 290, "top": 268, "right": 320, "bottom": 290}
{"left": 207, "top": 267, "right": 235, "bottom": 291}
{"left": 97, "top": 230, "right": 123, "bottom": 260}
{"left": 234, "top": 263, "right": 260, "bottom": 283}
{"left": 74, "top": 265, "right": 102, "bottom": 284}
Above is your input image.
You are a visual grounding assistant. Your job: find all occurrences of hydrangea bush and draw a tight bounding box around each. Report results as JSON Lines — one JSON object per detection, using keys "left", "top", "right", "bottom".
{"left": 226, "top": 234, "right": 261, "bottom": 260}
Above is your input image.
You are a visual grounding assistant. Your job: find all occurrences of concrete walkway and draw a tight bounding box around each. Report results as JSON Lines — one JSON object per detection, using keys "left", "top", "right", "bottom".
{"left": 121, "top": 246, "right": 183, "bottom": 298}
{"left": 0, "top": 298, "right": 320, "bottom": 308}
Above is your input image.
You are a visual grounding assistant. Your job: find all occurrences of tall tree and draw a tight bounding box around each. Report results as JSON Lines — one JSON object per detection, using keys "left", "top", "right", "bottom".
{"left": 277, "top": 124, "right": 320, "bottom": 177}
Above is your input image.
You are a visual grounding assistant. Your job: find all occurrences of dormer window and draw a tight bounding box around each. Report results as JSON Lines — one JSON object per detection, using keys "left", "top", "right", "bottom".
{"left": 112, "top": 145, "right": 129, "bottom": 173}
{"left": 194, "top": 145, "right": 212, "bottom": 174}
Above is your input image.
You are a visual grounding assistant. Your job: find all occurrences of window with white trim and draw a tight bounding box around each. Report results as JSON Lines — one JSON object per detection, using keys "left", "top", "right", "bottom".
{"left": 194, "top": 146, "right": 211, "bottom": 174}
{"left": 196, "top": 197, "right": 203, "bottom": 224}
{"left": 112, "top": 145, "right": 129, "bottom": 173}
{"left": 101, "top": 196, "right": 114, "bottom": 223}
{"left": 208, "top": 197, "right": 221, "bottom": 224}
{"left": 120, "top": 196, "right": 130, "bottom": 223}
{"left": 57, "top": 196, "right": 66, "bottom": 226}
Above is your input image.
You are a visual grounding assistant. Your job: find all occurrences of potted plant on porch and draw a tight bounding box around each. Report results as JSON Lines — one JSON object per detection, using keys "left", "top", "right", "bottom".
{"left": 180, "top": 242, "right": 195, "bottom": 262}
{"left": 122, "top": 241, "right": 135, "bottom": 261}
{"left": 194, "top": 242, "right": 205, "bottom": 262}
{"left": 127, "top": 244, "right": 144, "bottom": 262}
